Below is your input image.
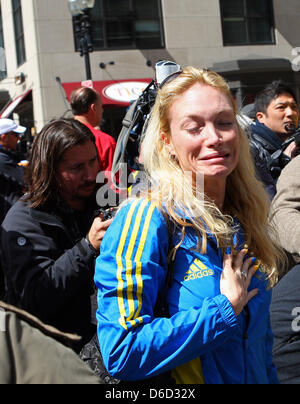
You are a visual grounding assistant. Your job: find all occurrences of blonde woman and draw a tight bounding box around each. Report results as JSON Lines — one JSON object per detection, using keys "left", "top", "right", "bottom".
{"left": 94, "top": 67, "right": 283, "bottom": 384}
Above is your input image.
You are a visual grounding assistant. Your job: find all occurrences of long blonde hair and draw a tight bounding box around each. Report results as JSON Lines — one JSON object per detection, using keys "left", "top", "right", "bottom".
{"left": 141, "top": 66, "right": 284, "bottom": 287}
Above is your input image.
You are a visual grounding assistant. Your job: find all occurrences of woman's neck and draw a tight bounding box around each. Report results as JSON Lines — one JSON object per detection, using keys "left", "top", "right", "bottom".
{"left": 203, "top": 179, "right": 226, "bottom": 211}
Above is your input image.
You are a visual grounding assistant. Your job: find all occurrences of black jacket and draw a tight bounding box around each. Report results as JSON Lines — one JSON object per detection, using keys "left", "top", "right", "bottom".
{"left": 250, "top": 122, "right": 291, "bottom": 196}
{"left": 0, "top": 198, "right": 99, "bottom": 352}
{"left": 0, "top": 146, "right": 25, "bottom": 224}
{"left": 270, "top": 264, "right": 300, "bottom": 384}
{"left": 249, "top": 141, "right": 276, "bottom": 200}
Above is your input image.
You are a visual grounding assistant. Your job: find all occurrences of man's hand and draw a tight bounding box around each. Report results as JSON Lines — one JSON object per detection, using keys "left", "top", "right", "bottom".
{"left": 283, "top": 140, "right": 299, "bottom": 159}
{"left": 87, "top": 216, "right": 113, "bottom": 251}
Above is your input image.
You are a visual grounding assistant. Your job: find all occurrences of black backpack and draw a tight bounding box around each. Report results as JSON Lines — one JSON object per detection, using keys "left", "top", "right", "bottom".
{"left": 110, "top": 80, "right": 157, "bottom": 192}
{"left": 111, "top": 61, "right": 182, "bottom": 192}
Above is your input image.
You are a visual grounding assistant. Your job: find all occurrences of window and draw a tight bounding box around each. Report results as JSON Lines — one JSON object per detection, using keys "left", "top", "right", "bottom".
{"left": 12, "top": 0, "right": 26, "bottom": 66}
{"left": 0, "top": 5, "right": 6, "bottom": 80}
{"left": 75, "top": 0, "right": 165, "bottom": 51}
{"left": 220, "top": 0, "right": 275, "bottom": 46}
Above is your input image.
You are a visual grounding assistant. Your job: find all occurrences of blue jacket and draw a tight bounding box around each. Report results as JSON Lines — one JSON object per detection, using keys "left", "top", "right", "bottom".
{"left": 95, "top": 198, "right": 279, "bottom": 384}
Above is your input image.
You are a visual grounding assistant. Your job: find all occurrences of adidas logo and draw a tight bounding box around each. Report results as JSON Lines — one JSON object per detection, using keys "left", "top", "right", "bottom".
{"left": 184, "top": 258, "right": 214, "bottom": 282}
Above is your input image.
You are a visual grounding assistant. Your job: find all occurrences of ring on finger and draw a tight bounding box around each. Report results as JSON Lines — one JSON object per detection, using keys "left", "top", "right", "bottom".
{"left": 241, "top": 270, "right": 247, "bottom": 279}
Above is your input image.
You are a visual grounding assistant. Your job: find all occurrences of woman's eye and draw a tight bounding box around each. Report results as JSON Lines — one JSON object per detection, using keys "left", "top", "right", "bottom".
{"left": 187, "top": 127, "right": 201, "bottom": 134}
{"left": 218, "top": 122, "right": 233, "bottom": 127}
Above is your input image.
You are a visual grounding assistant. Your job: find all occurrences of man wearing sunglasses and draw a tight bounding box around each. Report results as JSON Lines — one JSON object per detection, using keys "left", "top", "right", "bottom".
{"left": 0, "top": 118, "right": 26, "bottom": 224}
{"left": 0, "top": 118, "right": 26, "bottom": 300}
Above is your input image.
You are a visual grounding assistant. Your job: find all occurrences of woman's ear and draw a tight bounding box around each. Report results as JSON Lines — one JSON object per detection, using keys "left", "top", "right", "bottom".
{"left": 161, "top": 132, "right": 176, "bottom": 157}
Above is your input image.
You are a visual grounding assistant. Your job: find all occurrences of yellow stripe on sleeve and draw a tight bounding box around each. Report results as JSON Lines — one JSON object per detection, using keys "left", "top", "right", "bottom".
{"left": 124, "top": 199, "right": 149, "bottom": 324}
{"left": 116, "top": 200, "right": 157, "bottom": 330}
{"left": 116, "top": 199, "right": 140, "bottom": 329}
{"left": 131, "top": 202, "right": 156, "bottom": 323}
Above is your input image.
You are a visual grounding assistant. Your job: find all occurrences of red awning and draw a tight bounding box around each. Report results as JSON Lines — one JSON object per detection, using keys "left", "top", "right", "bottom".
{"left": 62, "top": 79, "right": 153, "bottom": 107}
{"left": 0, "top": 89, "right": 32, "bottom": 118}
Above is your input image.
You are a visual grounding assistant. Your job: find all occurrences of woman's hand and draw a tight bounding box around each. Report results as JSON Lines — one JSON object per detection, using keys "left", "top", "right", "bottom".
{"left": 220, "top": 248, "right": 259, "bottom": 316}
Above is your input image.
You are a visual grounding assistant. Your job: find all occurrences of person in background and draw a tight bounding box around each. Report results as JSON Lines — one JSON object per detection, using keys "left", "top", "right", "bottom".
{"left": 0, "top": 301, "right": 103, "bottom": 384}
{"left": 237, "top": 110, "right": 276, "bottom": 199}
{"left": 240, "top": 103, "right": 256, "bottom": 122}
{"left": 270, "top": 154, "right": 300, "bottom": 268}
{"left": 0, "top": 118, "right": 112, "bottom": 353}
{"left": 269, "top": 154, "right": 300, "bottom": 383}
{"left": 94, "top": 66, "right": 283, "bottom": 384}
{"left": 250, "top": 80, "right": 299, "bottom": 192}
{"left": 70, "top": 87, "right": 116, "bottom": 176}
{"left": 0, "top": 119, "right": 26, "bottom": 300}
{"left": 0, "top": 118, "right": 26, "bottom": 224}
{"left": 270, "top": 264, "right": 300, "bottom": 384}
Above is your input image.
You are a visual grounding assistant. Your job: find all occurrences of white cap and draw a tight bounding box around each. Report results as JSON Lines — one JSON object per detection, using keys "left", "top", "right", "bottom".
{"left": 0, "top": 118, "right": 26, "bottom": 135}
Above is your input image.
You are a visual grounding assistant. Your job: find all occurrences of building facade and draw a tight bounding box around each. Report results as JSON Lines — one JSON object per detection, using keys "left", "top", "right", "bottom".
{"left": 0, "top": 0, "right": 299, "bottom": 141}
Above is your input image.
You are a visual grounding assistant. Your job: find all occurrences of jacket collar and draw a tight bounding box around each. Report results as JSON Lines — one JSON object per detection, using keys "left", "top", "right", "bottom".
{"left": 162, "top": 203, "right": 244, "bottom": 250}
{"left": 28, "top": 195, "right": 98, "bottom": 231}
{"left": 251, "top": 121, "right": 283, "bottom": 151}
{"left": 0, "top": 145, "right": 19, "bottom": 161}
{"left": 30, "top": 207, "right": 64, "bottom": 227}
{"left": 28, "top": 201, "right": 83, "bottom": 245}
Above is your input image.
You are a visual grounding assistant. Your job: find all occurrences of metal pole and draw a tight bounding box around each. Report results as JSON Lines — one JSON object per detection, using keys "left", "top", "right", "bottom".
{"left": 81, "top": 37, "right": 92, "bottom": 81}
{"left": 82, "top": 10, "right": 93, "bottom": 81}
{"left": 73, "top": 10, "right": 93, "bottom": 82}
{"left": 84, "top": 52, "right": 92, "bottom": 81}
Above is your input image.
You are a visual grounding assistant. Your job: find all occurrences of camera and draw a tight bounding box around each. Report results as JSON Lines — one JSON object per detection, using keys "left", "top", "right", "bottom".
{"left": 101, "top": 207, "right": 118, "bottom": 220}
{"left": 282, "top": 123, "right": 300, "bottom": 151}
{"left": 269, "top": 122, "right": 300, "bottom": 173}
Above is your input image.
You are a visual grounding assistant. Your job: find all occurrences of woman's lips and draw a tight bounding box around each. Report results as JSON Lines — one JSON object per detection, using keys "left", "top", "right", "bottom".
{"left": 201, "top": 152, "right": 229, "bottom": 160}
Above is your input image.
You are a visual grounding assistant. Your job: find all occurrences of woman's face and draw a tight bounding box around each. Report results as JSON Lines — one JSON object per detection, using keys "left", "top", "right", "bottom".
{"left": 166, "top": 82, "right": 239, "bottom": 186}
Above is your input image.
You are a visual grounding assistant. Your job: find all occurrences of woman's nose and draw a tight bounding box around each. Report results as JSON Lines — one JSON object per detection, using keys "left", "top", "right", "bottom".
{"left": 204, "top": 125, "right": 222, "bottom": 146}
